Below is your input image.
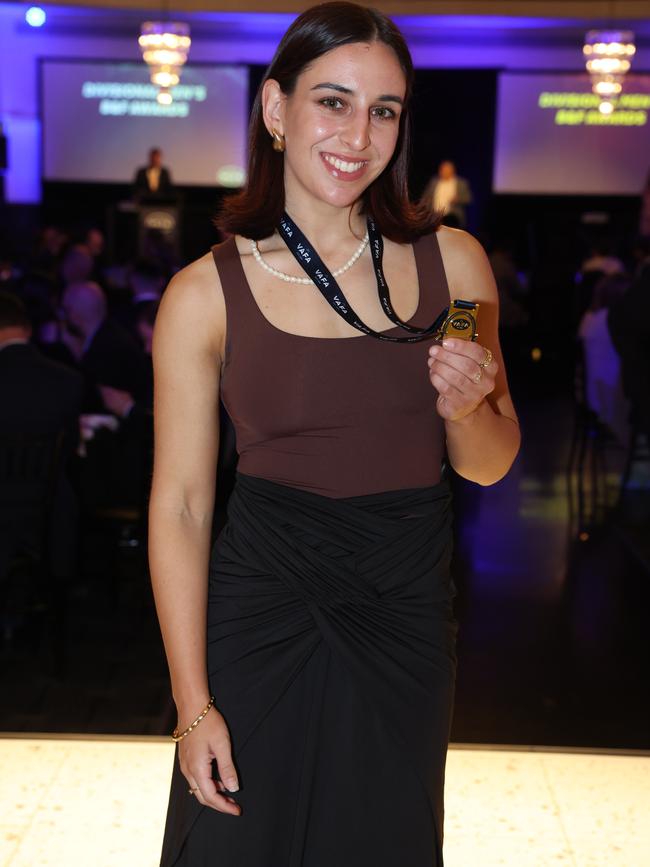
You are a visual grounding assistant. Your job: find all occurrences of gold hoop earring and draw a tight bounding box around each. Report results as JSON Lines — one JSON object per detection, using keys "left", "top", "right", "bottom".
{"left": 271, "top": 128, "right": 286, "bottom": 153}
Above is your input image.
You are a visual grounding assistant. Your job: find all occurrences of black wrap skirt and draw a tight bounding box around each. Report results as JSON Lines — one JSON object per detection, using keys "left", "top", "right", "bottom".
{"left": 160, "top": 471, "right": 458, "bottom": 867}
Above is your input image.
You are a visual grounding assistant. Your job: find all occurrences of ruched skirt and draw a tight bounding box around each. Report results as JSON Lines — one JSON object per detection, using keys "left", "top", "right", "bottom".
{"left": 160, "top": 471, "right": 458, "bottom": 867}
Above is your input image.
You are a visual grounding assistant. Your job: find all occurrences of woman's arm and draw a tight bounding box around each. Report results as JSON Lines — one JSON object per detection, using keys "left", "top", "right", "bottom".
{"left": 148, "top": 254, "right": 240, "bottom": 814}
{"left": 428, "top": 227, "right": 521, "bottom": 485}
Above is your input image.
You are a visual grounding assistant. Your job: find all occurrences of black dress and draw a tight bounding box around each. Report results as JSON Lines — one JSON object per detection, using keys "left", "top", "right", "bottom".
{"left": 159, "top": 232, "right": 458, "bottom": 866}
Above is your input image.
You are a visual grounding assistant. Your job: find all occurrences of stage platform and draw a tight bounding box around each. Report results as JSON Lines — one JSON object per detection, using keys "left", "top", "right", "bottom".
{"left": 0, "top": 735, "right": 647, "bottom": 866}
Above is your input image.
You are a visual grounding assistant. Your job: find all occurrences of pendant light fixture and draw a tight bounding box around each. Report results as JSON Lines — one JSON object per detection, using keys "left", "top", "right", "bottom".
{"left": 139, "top": 11, "right": 191, "bottom": 106}
{"left": 583, "top": 29, "right": 636, "bottom": 114}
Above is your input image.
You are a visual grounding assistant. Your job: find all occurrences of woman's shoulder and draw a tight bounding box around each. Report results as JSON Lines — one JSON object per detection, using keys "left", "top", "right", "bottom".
{"left": 383, "top": 224, "right": 485, "bottom": 268}
{"left": 433, "top": 226, "right": 495, "bottom": 302}
{"left": 161, "top": 251, "right": 226, "bottom": 316}
{"left": 155, "top": 251, "right": 227, "bottom": 359}
{"left": 165, "top": 250, "right": 223, "bottom": 298}
{"left": 435, "top": 224, "right": 484, "bottom": 258}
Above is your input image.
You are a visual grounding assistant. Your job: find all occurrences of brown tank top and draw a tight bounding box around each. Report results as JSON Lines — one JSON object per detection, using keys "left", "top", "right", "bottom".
{"left": 212, "top": 231, "right": 450, "bottom": 498}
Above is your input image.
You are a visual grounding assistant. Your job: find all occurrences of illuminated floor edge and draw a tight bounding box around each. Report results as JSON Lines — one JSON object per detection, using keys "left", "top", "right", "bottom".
{"left": 0, "top": 736, "right": 648, "bottom": 867}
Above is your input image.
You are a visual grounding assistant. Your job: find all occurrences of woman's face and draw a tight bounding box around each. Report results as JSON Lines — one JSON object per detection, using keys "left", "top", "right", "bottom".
{"left": 269, "top": 41, "right": 407, "bottom": 212}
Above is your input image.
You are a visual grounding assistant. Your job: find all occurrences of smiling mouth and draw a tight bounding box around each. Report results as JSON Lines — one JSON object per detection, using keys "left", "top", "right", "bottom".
{"left": 321, "top": 153, "right": 369, "bottom": 174}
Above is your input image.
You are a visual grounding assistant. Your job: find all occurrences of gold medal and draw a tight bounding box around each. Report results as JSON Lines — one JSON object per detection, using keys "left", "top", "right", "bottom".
{"left": 438, "top": 300, "right": 479, "bottom": 342}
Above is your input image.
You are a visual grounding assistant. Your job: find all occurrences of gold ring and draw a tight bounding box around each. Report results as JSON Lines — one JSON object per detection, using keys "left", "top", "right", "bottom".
{"left": 188, "top": 787, "right": 199, "bottom": 795}
{"left": 473, "top": 369, "right": 483, "bottom": 384}
{"left": 479, "top": 348, "right": 493, "bottom": 369}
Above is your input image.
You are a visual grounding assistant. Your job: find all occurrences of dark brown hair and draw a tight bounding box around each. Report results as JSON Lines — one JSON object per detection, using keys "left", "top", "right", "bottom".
{"left": 216, "top": 1, "right": 442, "bottom": 243}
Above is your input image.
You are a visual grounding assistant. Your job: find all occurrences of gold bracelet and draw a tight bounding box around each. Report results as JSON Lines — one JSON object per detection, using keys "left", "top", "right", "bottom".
{"left": 171, "top": 696, "right": 215, "bottom": 743}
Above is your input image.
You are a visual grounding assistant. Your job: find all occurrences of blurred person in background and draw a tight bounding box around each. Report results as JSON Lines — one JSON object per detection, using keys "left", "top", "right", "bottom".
{"left": 133, "top": 147, "right": 176, "bottom": 203}
{"left": 488, "top": 237, "right": 529, "bottom": 372}
{"left": 58, "top": 280, "right": 147, "bottom": 412}
{"left": 112, "top": 259, "right": 165, "bottom": 339}
{"left": 575, "top": 238, "right": 626, "bottom": 322}
{"left": 60, "top": 243, "right": 94, "bottom": 288}
{"left": 578, "top": 273, "right": 631, "bottom": 444}
{"left": 55, "top": 281, "right": 151, "bottom": 512}
{"left": 420, "top": 159, "right": 472, "bottom": 228}
{"left": 31, "top": 225, "right": 68, "bottom": 283}
{"left": 0, "top": 291, "right": 83, "bottom": 586}
{"left": 608, "top": 237, "right": 650, "bottom": 438}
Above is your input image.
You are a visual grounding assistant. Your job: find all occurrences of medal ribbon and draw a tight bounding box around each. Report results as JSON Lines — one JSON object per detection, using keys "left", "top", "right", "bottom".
{"left": 278, "top": 212, "right": 448, "bottom": 344}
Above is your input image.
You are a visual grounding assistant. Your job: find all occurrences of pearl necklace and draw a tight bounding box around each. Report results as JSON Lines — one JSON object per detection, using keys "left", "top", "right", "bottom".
{"left": 250, "top": 231, "right": 369, "bottom": 284}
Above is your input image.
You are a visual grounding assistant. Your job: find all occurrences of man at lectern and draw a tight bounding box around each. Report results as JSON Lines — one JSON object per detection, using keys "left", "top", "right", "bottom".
{"left": 133, "top": 147, "right": 176, "bottom": 203}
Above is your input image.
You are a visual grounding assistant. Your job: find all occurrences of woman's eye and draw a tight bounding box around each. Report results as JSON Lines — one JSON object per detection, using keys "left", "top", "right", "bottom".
{"left": 372, "top": 106, "right": 397, "bottom": 120}
{"left": 320, "top": 96, "right": 344, "bottom": 110}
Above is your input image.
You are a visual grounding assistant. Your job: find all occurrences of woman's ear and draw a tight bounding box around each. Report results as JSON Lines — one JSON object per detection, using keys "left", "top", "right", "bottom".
{"left": 261, "top": 78, "right": 286, "bottom": 138}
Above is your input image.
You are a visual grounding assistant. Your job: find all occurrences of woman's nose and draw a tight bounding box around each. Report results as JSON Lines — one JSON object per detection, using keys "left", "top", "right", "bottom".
{"left": 340, "top": 112, "right": 371, "bottom": 151}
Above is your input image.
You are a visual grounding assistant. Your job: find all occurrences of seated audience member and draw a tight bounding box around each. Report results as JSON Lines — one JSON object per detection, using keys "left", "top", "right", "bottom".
{"left": 59, "top": 281, "right": 148, "bottom": 411}
{"left": 82, "top": 226, "right": 107, "bottom": 286}
{"left": 58, "top": 282, "right": 151, "bottom": 509}
{"left": 578, "top": 274, "right": 631, "bottom": 443}
{"left": 61, "top": 244, "right": 94, "bottom": 288}
{"left": 0, "top": 291, "right": 83, "bottom": 582}
{"left": 112, "top": 260, "right": 165, "bottom": 338}
{"left": 98, "top": 300, "right": 159, "bottom": 514}
{"left": 31, "top": 225, "right": 68, "bottom": 283}
{"left": 608, "top": 242, "right": 650, "bottom": 438}
{"left": 85, "top": 227, "right": 105, "bottom": 259}
{"left": 99, "top": 300, "right": 158, "bottom": 417}
{"left": 0, "top": 291, "right": 82, "bottom": 444}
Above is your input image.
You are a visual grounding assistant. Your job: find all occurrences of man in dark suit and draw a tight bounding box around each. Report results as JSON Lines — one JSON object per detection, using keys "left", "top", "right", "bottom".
{"left": 133, "top": 146, "right": 175, "bottom": 202}
{"left": 0, "top": 291, "right": 83, "bottom": 581}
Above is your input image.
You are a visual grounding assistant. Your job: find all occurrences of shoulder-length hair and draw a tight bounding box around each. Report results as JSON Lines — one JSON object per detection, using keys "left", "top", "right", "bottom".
{"left": 216, "top": 1, "right": 442, "bottom": 243}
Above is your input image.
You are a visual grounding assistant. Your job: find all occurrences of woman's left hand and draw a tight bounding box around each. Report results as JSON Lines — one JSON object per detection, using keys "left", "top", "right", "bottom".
{"left": 427, "top": 338, "right": 497, "bottom": 422}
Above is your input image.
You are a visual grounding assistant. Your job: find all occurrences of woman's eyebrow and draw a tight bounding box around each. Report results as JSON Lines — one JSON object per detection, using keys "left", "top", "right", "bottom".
{"left": 310, "top": 82, "right": 403, "bottom": 105}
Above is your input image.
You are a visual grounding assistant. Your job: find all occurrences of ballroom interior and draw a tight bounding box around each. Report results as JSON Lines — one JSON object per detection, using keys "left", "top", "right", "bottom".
{"left": 0, "top": 1, "right": 649, "bottom": 865}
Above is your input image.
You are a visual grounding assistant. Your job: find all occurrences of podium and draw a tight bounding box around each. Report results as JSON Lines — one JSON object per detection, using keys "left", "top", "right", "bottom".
{"left": 107, "top": 200, "right": 181, "bottom": 263}
{"left": 137, "top": 203, "right": 180, "bottom": 258}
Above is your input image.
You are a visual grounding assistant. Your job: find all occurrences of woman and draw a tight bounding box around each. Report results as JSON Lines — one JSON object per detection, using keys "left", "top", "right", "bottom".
{"left": 149, "top": 4, "right": 520, "bottom": 865}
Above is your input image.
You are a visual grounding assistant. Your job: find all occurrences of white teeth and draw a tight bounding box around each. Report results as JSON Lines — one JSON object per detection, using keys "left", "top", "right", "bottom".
{"left": 323, "top": 154, "right": 365, "bottom": 173}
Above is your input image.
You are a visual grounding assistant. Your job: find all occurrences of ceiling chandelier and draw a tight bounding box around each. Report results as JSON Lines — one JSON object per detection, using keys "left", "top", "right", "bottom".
{"left": 139, "top": 20, "right": 191, "bottom": 105}
{"left": 583, "top": 29, "right": 636, "bottom": 114}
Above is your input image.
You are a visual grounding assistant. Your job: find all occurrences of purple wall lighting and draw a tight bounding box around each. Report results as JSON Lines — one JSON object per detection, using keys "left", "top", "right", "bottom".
{"left": 0, "top": 4, "right": 648, "bottom": 204}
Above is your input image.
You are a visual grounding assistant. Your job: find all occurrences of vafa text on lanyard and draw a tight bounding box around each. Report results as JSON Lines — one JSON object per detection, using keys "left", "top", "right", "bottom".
{"left": 278, "top": 211, "right": 479, "bottom": 345}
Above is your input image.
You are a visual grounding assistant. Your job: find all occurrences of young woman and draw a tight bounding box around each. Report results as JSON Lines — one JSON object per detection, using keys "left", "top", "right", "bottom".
{"left": 149, "top": 4, "right": 520, "bottom": 865}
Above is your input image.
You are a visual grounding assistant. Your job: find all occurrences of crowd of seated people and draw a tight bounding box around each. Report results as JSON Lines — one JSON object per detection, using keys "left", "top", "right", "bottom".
{"left": 0, "top": 223, "right": 172, "bottom": 591}
{"left": 0, "top": 220, "right": 242, "bottom": 603}
{"left": 1, "top": 218, "right": 648, "bottom": 596}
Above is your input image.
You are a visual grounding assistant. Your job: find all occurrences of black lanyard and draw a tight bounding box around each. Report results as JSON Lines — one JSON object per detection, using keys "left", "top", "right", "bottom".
{"left": 278, "top": 212, "right": 447, "bottom": 344}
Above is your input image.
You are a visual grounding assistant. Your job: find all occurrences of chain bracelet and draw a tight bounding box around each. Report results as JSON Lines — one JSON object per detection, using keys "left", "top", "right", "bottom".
{"left": 171, "top": 696, "right": 215, "bottom": 743}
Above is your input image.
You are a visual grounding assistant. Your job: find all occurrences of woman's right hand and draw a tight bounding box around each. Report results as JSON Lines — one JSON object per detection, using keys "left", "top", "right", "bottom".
{"left": 178, "top": 705, "right": 242, "bottom": 816}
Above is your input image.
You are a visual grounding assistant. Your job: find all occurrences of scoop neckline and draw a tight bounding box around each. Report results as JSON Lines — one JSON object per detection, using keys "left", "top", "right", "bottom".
{"left": 231, "top": 234, "right": 427, "bottom": 342}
